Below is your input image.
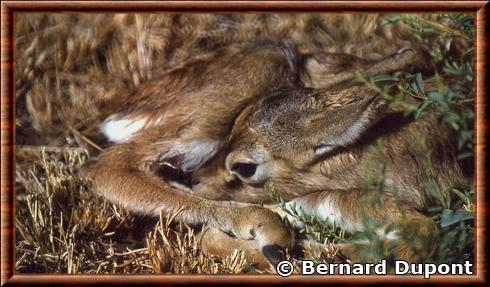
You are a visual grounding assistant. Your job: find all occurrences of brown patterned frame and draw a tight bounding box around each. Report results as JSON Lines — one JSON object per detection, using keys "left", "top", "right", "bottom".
{"left": 1, "top": 1, "right": 487, "bottom": 285}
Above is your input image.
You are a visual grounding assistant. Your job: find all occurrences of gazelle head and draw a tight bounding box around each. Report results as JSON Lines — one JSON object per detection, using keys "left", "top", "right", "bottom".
{"left": 192, "top": 85, "right": 388, "bottom": 202}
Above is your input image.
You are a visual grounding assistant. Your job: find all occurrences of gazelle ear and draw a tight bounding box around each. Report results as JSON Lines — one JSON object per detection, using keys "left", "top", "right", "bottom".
{"left": 159, "top": 139, "right": 221, "bottom": 173}
{"left": 301, "top": 52, "right": 373, "bottom": 89}
{"left": 314, "top": 94, "right": 387, "bottom": 156}
{"left": 301, "top": 48, "right": 416, "bottom": 89}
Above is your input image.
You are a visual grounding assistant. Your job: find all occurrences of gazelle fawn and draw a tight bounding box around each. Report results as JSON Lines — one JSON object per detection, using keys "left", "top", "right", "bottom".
{"left": 81, "top": 41, "right": 467, "bottom": 266}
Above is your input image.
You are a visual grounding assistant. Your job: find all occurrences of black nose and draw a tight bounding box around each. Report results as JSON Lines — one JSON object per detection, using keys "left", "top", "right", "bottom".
{"left": 231, "top": 162, "right": 257, "bottom": 178}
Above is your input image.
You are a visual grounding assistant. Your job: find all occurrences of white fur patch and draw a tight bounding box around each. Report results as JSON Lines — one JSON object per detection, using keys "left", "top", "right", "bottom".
{"left": 286, "top": 196, "right": 400, "bottom": 240}
{"left": 375, "top": 229, "right": 399, "bottom": 240}
{"left": 316, "top": 197, "right": 364, "bottom": 234}
{"left": 286, "top": 196, "right": 364, "bottom": 234}
{"left": 160, "top": 139, "right": 220, "bottom": 172}
{"left": 100, "top": 116, "right": 148, "bottom": 143}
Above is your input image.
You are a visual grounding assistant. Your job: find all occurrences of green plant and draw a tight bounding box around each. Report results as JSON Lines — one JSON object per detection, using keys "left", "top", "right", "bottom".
{"left": 267, "top": 14, "right": 475, "bottom": 265}
{"left": 358, "top": 14, "right": 475, "bottom": 264}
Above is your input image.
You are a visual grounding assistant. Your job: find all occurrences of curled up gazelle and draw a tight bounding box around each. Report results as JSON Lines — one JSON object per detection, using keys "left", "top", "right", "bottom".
{"left": 81, "top": 40, "right": 470, "bottom": 267}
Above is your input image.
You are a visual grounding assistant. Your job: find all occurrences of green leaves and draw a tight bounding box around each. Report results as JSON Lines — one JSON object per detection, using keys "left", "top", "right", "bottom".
{"left": 428, "top": 91, "right": 449, "bottom": 110}
{"left": 415, "top": 73, "right": 425, "bottom": 95}
{"left": 440, "top": 209, "right": 474, "bottom": 228}
{"left": 362, "top": 14, "right": 475, "bottom": 264}
{"left": 372, "top": 74, "right": 397, "bottom": 83}
{"left": 443, "top": 60, "right": 474, "bottom": 81}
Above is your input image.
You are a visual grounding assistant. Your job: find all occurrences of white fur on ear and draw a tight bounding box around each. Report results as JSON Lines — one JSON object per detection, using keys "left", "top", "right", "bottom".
{"left": 315, "top": 96, "right": 386, "bottom": 156}
{"left": 160, "top": 139, "right": 221, "bottom": 172}
{"left": 315, "top": 111, "right": 372, "bottom": 156}
{"left": 100, "top": 115, "right": 148, "bottom": 143}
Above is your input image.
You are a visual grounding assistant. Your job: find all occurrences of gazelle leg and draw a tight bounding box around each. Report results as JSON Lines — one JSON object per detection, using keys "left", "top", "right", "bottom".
{"left": 283, "top": 189, "right": 438, "bottom": 262}
{"left": 81, "top": 126, "right": 294, "bottom": 265}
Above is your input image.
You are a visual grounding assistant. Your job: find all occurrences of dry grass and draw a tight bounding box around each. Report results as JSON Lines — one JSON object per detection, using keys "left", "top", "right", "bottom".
{"left": 15, "top": 148, "right": 339, "bottom": 274}
{"left": 15, "top": 148, "right": 258, "bottom": 274}
{"left": 15, "top": 13, "right": 411, "bottom": 147}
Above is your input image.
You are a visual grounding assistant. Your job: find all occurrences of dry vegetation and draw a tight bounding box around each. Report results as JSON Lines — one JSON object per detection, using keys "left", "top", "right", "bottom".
{"left": 16, "top": 147, "right": 256, "bottom": 274}
{"left": 14, "top": 14, "right": 474, "bottom": 274}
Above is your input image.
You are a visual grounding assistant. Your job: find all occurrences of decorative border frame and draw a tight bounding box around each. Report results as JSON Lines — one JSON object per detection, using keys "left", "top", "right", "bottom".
{"left": 1, "top": 1, "right": 487, "bottom": 285}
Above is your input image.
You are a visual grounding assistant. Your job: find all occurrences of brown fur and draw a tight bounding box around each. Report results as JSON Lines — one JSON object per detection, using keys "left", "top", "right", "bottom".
{"left": 15, "top": 14, "right": 419, "bottom": 145}
{"left": 16, "top": 14, "right": 457, "bottom": 266}
{"left": 80, "top": 38, "right": 448, "bottom": 264}
{"left": 192, "top": 82, "right": 465, "bottom": 262}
